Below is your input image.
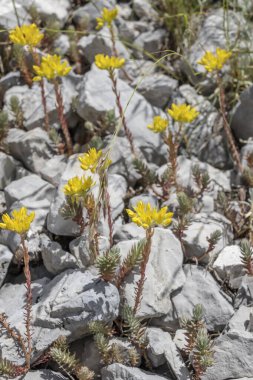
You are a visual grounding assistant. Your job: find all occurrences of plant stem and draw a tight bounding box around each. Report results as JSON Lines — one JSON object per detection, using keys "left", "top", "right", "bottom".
{"left": 54, "top": 80, "right": 73, "bottom": 156}
{"left": 216, "top": 73, "right": 243, "bottom": 173}
{"left": 109, "top": 69, "right": 136, "bottom": 155}
{"left": 133, "top": 228, "right": 153, "bottom": 314}
{"left": 21, "top": 236, "right": 32, "bottom": 371}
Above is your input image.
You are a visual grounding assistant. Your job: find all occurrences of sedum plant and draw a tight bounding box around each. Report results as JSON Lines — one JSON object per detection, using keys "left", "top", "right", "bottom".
{"left": 0, "top": 208, "right": 35, "bottom": 375}
{"left": 33, "top": 54, "right": 73, "bottom": 154}
{"left": 126, "top": 201, "right": 173, "bottom": 313}
{"left": 198, "top": 48, "right": 243, "bottom": 174}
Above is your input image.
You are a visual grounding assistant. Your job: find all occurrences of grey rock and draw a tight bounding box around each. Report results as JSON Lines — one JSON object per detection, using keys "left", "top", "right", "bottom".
{"left": 0, "top": 152, "right": 17, "bottom": 189}
{"left": 183, "top": 212, "right": 232, "bottom": 262}
{"left": 15, "top": 369, "right": 68, "bottom": 379}
{"left": 0, "top": 72, "right": 22, "bottom": 101}
{"left": 4, "top": 174, "right": 55, "bottom": 230}
{"left": 4, "top": 78, "right": 77, "bottom": 130}
{"left": 69, "top": 235, "right": 109, "bottom": 267}
{"left": 77, "top": 65, "right": 165, "bottom": 163}
{"left": 134, "top": 29, "right": 166, "bottom": 59}
{"left": 213, "top": 245, "right": 245, "bottom": 288}
{"left": 53, "top": 34, "right": 71, "bottom": 56}
{"left": 0, "top": 191, "right": 6, "bottom": 214}
{"left": 6, "top": 128, "right": 55, "bottom": 174}
{"left": 133, "top": 73, "right": 178, "bottom": 108}
{"left": 114, "top": 222, "right": 146, "bottom": 243}
{"left": 72, "top": 0, "right": 116, "bottom": 30}
{"left": 40, "top": 155, "right": 67, "bottom": 186}
{"left": 234, "top": 275, "right": 253, "bottom": 308}
{"left": 120, "top": 59, "right": 156, "bottom": 81}
{"left": 172, "top": 265, "right": 234, "bottom": 331}
{"left": 133, "top": 0, "right": 158, "bottom": 19}
{"left": 19, "top": 0, "right": 71, "bottom": 25}
{"left": 78, "top": 27, "right": 129, "bottom": 64}
{"left": 202, "top": 330, "right": 253, "bottom": 380}
{"left": 0, "top": 244, "right": 12, "bottom": 287}
{"left": 0, "top": 0, "right": 29, "bottom": 29}
{"left": 70, "top": 336, "right": 103, "bottom": 374}
{"left": 157, "top": 156, "right": 231, "bottom": 198}
{"left": 146, "top": 327, "right": 190, "bottom": 380}
{"left": 47, "top": 154, "right": 127, "bottom": 236}
{"left": 101, "top": 363, "right": 169, "bottom": 380}
{"left": 0, "top": 270, "right": 119, "bottom": 364}
{"left": 41, "top": 235, "right": 78, "bottom": 274}
{"left": 231, "top": 85, "right": 253, "bottom": 141}
{"left": 173, "top": 84, "right": 229, "bottom": 169}
{"left": 120, "top": 228, "right": 185, "bottom": 318}
{"left": 173, "top": 329, "right": 187, "bottom": 351}
{"left": 228, "top": 305, "right": 253, "bottom": 332}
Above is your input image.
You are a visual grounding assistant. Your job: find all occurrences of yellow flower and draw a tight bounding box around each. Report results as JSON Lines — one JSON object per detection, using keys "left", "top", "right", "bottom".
{"left": 0, "top": 207, "right": 35, "bottom": 235}
{"left": 9, "top": 23, "right": 43, "bottom": 47}
{"left": 147, "top": 116, "right": 168, "bottom": 133}
{"left": 64, "top": 175, "right": 95, "bottom": 200}
{"left": 79, "top": 148, "right": 111, "bottom": 173}
{"left": 95, "top": 54, "right": 125, "bottom": 71}
{"left": 197, "top": 48, "right": 232, "bottom": 72}
{"left": 96, "top": 7, "right": 118, "bottom": 30}
{"left": 33, "top": 54, "right": 71, "bottom": 81}
{"left": 168, "top": 103, "right": 199, "bottom": 123}
{"left": 126, "top": 201, "right": 173, "bottom": 230}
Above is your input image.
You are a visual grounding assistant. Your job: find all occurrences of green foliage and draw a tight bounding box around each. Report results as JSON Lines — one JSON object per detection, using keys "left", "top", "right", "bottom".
{"left": 181, "top": 304, "right": 205, "bottom": 354}
{"left": 96, "top": 247, "right": 121, "bottom": 282}
{"left": 116, "top": 239, "right": 146, "bottom": 287}
{"left": 240, "top": 239, "right": 253, "bottom": 275}
{"left": 122, "top": 305, "right": 147, "bottom": 349}
{"left": 177, "top": 191, "right": 194, "bottom": 216}
{"left": 192, "top": 165, "right": 211, "bottom": 195}
{"left": 133, "top": 158, "right": 159, "bottom": 188}
{"left": 193, "top": 328, "right": 214, "bottom": 378}
{"left": 88, "top": 321, "right": 113, "bottom": 337}
{"left": 0, "top": 110, "right": 9, "bottom": 144}
{"left": 0, "top": 359, "right": 17, "bottom": 378}
{"left": 94, "top": 332, "right": 111, "bottom": 365}
{"left": 10, "top": 96, "right": 24, "bottom": 129}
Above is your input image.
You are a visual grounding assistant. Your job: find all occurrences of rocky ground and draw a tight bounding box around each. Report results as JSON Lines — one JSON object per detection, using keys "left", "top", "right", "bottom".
{"left": 1, "top": 0, "right": 253, "bottom": 379}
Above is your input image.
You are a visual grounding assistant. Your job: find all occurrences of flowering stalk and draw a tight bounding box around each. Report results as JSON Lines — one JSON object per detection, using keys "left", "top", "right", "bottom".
{"left": 20, "top": 236, "right": 32, "bottom": 370}
{"left": 133, "top": 228, "right": 153, "bottom": 314}
{"left": 216, "top": 74, "right": 243, "bottom": 173}
{"left": 54, "top": 81, "right": 73, "bottom": 156}
{"left": 108, "top": 69, "right": 135, "bottom": 155}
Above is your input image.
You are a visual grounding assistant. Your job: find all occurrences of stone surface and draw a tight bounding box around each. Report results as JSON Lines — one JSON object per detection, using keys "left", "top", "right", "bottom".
{"left": 20, "top": 0, "right": 71, "bottom": 25}
{"left": 78, "top": 27, "right": 129, "bottom": 64}
{"left": 101, "top": 363, "right": 170, "bottom": 380}
{"left": 202, "top": 330, "right": 253, "bottom": 380}
{"left": 4, "top": 174, "right": 55, "bottom": 230}
{"left": 4, "top": 78, "right": 77, "bottom": 131}
{"left": 172, "top": 265, "right": 234, "bottom": 331}
{"left": 133, "top": 73, "right": 178, "bottom": 108}
{"left": 6, "top": 128, "right": 55, "bottom": 174}
{"left": 15, "top": 369, "right": 68, "bottom": 380}
{"left": 76, "top": 65, "right": 165, "bottom": 163}
{"left": 0, "top": 270, "right": 119, "bottom": 364}
{"left": 72, "top": 0, "right": 116, "bottom": 30}
{"left": 69, "top": 234, "right": 109, "bottom": 267}
{"left": 231, "top": 85, "right": 253, "bottom": 141}
{"left": 182, "top": 212, "right": 232, "bottom": 262}
{"left": 114, "top": 222, "right": 146, "bottom": 243}
{"left": 213, "top": 245, "right": 245, "bottom": 288}
{"left": 228, "top": 305, "right": 253, "bottom": 332}
{"left": 146, "top": 327, "right": 190, "bottom": 380}
{"left": 40, "top": 155, "right": 67, "bottom": 186}
{"left": 0, "top": 152, "right": 18, "bottom": 189}
{"left": 133, "top": 0, "right": 158, "bottom": 20}
{"left": 41, "top": 235, "right": 78, "bottom": 274}
{"left": 0, "top": 0, "right": 29, "bottom": 29}
{"left": 120, "top": 228, "right": 186, "bottom": 318}
{"left": 234, "top": 275, "right": 253, "bottom": 308}
{"left": 134, "top": 29, "right": 166, "bottom": 59}
{"left": 0, "top": 244, "right": 12, "bottom": 287}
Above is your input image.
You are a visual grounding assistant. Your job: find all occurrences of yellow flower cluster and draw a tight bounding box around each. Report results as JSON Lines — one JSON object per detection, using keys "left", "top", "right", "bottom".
{"left": 168, "top": 103, "right": 199, "bottom": 123}
{"left": 64, "top": 175, "right": 95, "bottom": 201}
{"left": 126, "top": 201, "right": 173, "bottom": 230}
{"left": 96, "top": 7, "right": 118, "bottom": 30}
{"left": 0, "top": 207, "right": 35, "bottom": 235}
{"left": 198, "top": 48, "right": 232, "bottom": 72}
{"left": 95, "top": 54, "right": 125, "bottom": 71}
{"left": 147, "top": 116, "right": 168, "bottom": 133}
{"left": 9, "top": 23, "right": 43, "bottom": 47}
{"left": 33, "top": 54, "right": 71, "bottom": 81}
{"left": 79, "top": 148, "right": 111, "bottom": 173}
